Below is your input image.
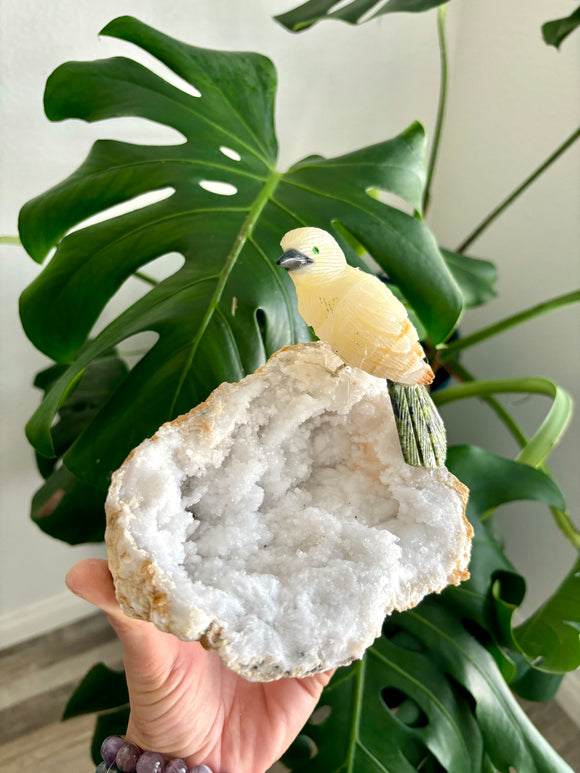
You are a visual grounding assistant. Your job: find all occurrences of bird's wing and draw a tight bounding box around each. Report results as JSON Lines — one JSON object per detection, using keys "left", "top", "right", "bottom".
{"left": 330, "top": 270, "right": 427, "bottom": 379}
{"left": 335, "top": 271, "right": 410, "bottom": 343}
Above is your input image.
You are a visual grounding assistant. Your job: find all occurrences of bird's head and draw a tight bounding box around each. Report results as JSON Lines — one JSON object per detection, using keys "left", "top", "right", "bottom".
{"left": 277, "top": 227, "right": 347, "bottom": 279}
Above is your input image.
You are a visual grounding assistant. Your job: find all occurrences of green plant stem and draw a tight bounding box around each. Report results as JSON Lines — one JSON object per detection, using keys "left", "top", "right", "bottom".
{"left": 437, "top": 358, "right": 580, "bottom": 548}
{"left": 434, "top": 375, "right": 572, "bottom": 467}
{"left": 456, "top": 125, "right": 580, "bottom": 253}
{"left": 441, "top": 358, "right": 527, "bottom": 446}
{"left": 134, "top": 270, "right": 158, "bottom": 286}
{"left": 423, "top": 5, "right": 448, "bottom": 215}
{"left": 169, "top": 169, "right": 282, "bottom": 415}
{"left": 0, "top": 235, "right": 21, "bottom": 245}
{"left": 439, "top": 290, "right": 580, "bottom": 357}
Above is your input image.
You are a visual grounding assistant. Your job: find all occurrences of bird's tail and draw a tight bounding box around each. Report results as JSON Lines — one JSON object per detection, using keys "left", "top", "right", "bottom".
{"left": 387, "top": 382, "right": 447, "bottom": 468}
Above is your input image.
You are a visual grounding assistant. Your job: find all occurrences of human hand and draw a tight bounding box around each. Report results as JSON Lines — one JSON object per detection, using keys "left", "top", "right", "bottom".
{"left": 66, "top": 559, "right": 334, "bottom": 773}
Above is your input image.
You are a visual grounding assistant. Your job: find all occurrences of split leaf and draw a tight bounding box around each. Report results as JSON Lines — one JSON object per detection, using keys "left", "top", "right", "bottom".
{"left": 446, "top": 445, "right": 578, "bottom": 675}
{"left": 285, "top": 632, "right": 483, "bottom": 772}
{"left": 20, "top": 16, "right": 461, "bottom": 490}
{"left": 515, "top": 556, "right": 580, "bottom": 673}
{"left": 275, "top": 0, "right": 450, "bottom": 33}
{"left": 441, "top": 249, "right": 497, "bottom": 308}
{"left": 31, "top": 465, "right": 106, "bottom": 544}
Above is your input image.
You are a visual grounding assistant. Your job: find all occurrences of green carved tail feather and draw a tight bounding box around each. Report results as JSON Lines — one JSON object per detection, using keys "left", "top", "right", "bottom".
{"left": 387, "top": 382, "right": 447, "bottom": 468}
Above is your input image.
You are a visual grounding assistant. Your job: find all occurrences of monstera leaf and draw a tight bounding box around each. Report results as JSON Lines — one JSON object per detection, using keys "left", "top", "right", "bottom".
{"left": 63, "top": 663, "right": 128, "bottom": 720}
{"left": 276, "top": 0, "right": 450, "bottom": 32}
{"left": 284, "top": 629, "right": 483, "bottom": 772}
{"left": 284, "top": 602, "right": 572, "bottom": 772}
{"left": 445, "top": 445, "right": 579, "bottom": 677}
{"left": 514, "top": 555, "right": 580, "bottom": 673}
{"left": 19, "top": 15, "right": 461, "bottom": 491}
{"left": 30, "top": 354, "right": 128, "bottom": 542}
{"left": 31, "top": 465, "right": 107, "bottom": 544}
{"left": 32, "top": 355, "right": 128, "bottom": 477}
{"left": 440, "top": 249, "right": 497, "bottom": 308}
{"left": 395, "top": 602, "right": 572, "bottom": 773}
{"left": 446, "top": 445, "right": 566, "bottom": 531}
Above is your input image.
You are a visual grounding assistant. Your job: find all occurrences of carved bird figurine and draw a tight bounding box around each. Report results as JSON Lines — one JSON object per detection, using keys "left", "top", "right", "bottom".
{"left": 277, "top": 226, "right": 446, "bottom": 467}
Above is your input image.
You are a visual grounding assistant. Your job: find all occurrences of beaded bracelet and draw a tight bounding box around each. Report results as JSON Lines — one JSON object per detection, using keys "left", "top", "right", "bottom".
{"left": 97, "top": 735, "right": 223, "bottom": 773}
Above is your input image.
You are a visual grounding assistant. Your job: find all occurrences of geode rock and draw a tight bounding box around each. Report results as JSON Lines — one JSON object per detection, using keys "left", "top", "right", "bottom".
{"left": 106, "top": 342, "right": 471, "bottom": 681}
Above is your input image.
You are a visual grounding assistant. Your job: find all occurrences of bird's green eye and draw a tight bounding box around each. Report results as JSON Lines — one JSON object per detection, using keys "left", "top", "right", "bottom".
{"left": 312, "top": 246, "right": 320, "bottom": 255}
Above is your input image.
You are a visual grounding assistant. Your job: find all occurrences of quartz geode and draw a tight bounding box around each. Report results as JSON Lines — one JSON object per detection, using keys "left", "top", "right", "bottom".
{"left": 106, "top": 342, "right": 472, "bottom": 681}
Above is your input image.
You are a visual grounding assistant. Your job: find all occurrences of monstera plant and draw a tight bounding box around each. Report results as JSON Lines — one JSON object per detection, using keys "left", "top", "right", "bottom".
{"left": 14, "top": 4, "right": 580, "bottom": 772}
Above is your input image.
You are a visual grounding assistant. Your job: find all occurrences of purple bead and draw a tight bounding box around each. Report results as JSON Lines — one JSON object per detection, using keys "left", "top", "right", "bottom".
{"left": 116, "top": 743, "right": 142, "bottom": 772}
{"left": 164, "top": 761, "right": 188, "bottom": 773}
{"left": 101, "top": 736, "right": 126, "bottom": 766}
{"left": 190, "top": 766, "right": 213, "bottom": 773}
{"left": 136, "top": 751, "right": 166, "bottom": 772}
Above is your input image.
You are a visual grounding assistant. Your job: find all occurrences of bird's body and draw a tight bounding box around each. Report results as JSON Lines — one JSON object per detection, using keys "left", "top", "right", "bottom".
{"left": 278, "top": 227, "right": 434, "bottom": 386}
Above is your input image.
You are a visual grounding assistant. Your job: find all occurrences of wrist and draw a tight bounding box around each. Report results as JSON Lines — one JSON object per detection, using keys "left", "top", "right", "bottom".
{"left": 97, "top": 735, "right": 220, "bottom": 773}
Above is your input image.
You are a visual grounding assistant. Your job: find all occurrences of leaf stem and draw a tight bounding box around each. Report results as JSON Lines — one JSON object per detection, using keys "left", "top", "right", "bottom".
{"left": 346, "top": 658, "right": 365, "bottom": 773}
{"left": 438, "top": 358, "right": 580, "bottom": 547}
{"left": 434, "top": 375, "right": 573, "bottom": 467}
{"left": 456, "top": 125, "right": 580, "bottom": 253}
{"left": 133, "top": 270, "right": 158, "bottom": 286}
{"left": 0, "top": 235, "right": 22, "bottom": 245}
{"left": 423, "top": 6, "right": 448, "bottom": 215}
{"left": 169, "top": 170, "right": 282, "bottom": 416}
{"left": 548, "top": 508, "right": 580, "bottom": 549}
{"left": 439, "top": 290, "right": 580, "bottom": 357}
{"left": 441, "top": 358, "right": 528, "bottom": 447}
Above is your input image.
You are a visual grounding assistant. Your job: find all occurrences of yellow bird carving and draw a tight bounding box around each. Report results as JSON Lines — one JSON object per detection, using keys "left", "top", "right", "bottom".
{"left": 277, "top": 227, "right": 434, "bottom": 386}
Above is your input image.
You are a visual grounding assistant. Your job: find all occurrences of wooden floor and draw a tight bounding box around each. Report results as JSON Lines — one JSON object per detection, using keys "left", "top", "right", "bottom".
{"left": 0, "top": 613, "right": 123, "bottom": 773}
{"left": 0, "top": 613, "right": 578, "bottom": 772}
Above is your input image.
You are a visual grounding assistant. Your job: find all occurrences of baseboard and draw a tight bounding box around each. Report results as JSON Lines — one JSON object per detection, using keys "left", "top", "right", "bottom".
{"left": 0, "top": 592, "right": 97, "bottom": 649}
{"left": 557, "top": 669, "right": 580, "bottom": 727}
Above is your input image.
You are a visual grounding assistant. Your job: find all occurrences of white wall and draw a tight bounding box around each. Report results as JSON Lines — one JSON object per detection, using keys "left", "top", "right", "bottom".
{"left": 0, "top": 0, "right": 577, "bottom": 654}
{"left": 429, "top": 0, "right": 580, "bottom": 615}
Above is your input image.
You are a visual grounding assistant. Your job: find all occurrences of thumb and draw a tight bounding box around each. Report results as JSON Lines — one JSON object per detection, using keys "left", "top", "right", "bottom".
{"left": 65, "top": 558, "right": 149, "bottom": 638}
{"left": 67, "top": 559, "right": 185, "bottom": 687}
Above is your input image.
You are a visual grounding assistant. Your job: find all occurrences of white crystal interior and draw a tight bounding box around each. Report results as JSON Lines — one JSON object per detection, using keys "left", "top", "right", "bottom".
{"left": 116, "top": 347, "right": 465, "bottom": 677}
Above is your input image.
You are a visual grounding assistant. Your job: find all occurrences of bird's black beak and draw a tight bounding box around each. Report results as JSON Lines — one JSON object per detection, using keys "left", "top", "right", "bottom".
{"left": 276, "top": 249, "right": 314, "bottom": 271}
